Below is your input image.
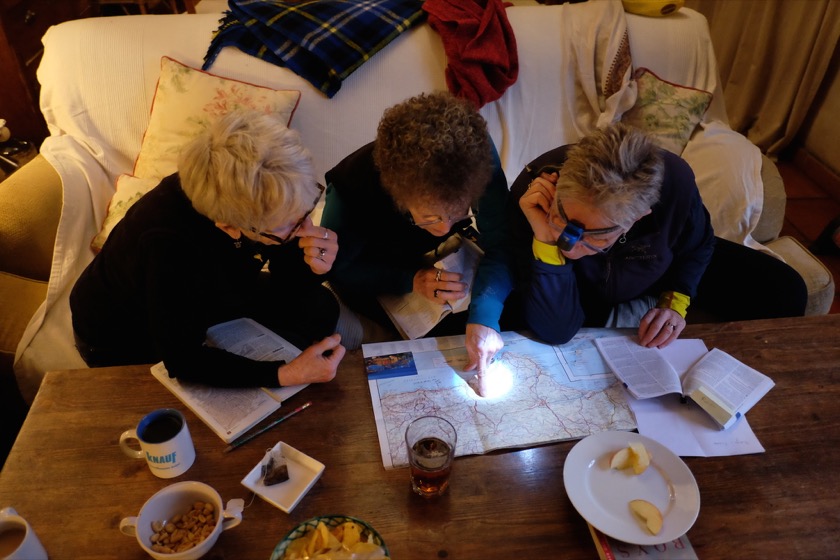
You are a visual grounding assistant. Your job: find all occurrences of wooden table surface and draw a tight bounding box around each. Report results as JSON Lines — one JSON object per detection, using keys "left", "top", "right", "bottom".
{"left": 2, "top": 315, "right": 839, "bottom": 559}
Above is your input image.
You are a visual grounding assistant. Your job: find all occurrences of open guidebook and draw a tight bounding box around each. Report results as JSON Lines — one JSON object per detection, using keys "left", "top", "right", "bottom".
{"left": 377, "top": 234, "right": 483, "bottom": 340}
{"left": 594, "top": 336, "right": 775, "bottom": 430}
{"left": 150, "top": 318, "right": 307, "bottom": 443}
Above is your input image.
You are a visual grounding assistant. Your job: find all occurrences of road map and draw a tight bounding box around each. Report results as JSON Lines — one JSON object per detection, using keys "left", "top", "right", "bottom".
{"left": 363, "top": 329, "right": 636, "bottom": 469}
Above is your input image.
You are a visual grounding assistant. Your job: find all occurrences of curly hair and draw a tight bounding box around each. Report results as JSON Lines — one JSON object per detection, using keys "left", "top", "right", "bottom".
{"left": 373, "top": 91, "right": 493, "bottom": 213}
{"left": 178, "top": 109, "right": 318, "bottom": 232}
{"left": 555, "top": 123, "right": 664, "bottom": 230}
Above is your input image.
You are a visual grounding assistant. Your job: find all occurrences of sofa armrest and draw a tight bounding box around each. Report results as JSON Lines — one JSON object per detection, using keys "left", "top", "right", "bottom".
{"left": 753, "top": 154, "right": 786, "bottom": 244}
{"left": 0, "top": 155, "right": 62, "bottom": 281}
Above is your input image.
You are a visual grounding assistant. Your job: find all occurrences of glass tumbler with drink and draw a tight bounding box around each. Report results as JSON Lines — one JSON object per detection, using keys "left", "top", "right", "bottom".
{"left": 405, "top": 415, "right": 457, "bottom": 497}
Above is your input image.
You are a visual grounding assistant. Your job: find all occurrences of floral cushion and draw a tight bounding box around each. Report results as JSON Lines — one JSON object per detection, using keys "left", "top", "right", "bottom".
{"left": 91, "top": 56, "right": 301, "bottom": 252}
{"left": 621, "top": 67, "right": 712, "bottom": 155}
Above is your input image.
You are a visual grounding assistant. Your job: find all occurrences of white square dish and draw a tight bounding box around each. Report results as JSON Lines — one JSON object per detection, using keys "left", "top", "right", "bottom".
{"left": 241, "top": 441, "right": 325, "bottom": 513}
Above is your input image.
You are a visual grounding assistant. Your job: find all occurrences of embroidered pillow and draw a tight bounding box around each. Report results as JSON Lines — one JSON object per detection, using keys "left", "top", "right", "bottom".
{"left": 91, "top": 56, "right": 301, "bottom": 252}
{"left": 621, "top": 67, "right": 712, "bottom": 156}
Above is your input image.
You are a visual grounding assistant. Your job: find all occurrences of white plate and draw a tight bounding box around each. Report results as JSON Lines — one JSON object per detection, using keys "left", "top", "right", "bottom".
{"left": 241, "top": 442, "right": 325, "bottom": 513}
{"left": 563, "top": 431, "right": 700, "bottom": 545}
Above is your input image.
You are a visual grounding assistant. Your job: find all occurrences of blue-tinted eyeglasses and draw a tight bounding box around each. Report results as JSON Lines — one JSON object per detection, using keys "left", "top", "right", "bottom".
{"left": 547, "top": 202, "right": 622, "bottom": 253}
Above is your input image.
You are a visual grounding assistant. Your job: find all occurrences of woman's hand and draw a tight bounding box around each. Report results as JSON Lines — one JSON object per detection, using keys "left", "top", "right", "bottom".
{"left": 464, "top": 323, "right": 504, "bottom": 397}
{"left": 277, "top": 333, "right": 346, "bottom": 386}
{"left": 638, "top": 308, "right": 685, "bottom": 348}
{"left": 413, "top": 267, "right": 467, "bottom": 303}
{"left": 519, "top": 171, "right": 558, "bottom": 244}
{"left": 296, "top": 217, "right": 339, "bottom": 275}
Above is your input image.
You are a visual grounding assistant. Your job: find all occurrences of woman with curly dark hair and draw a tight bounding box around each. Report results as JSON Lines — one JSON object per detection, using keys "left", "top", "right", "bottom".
{"left": 321, "top": 92, "right": 513, "bottom": 396}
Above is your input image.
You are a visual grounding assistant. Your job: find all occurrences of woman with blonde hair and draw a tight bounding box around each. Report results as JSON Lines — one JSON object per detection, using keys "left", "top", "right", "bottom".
{"left": 71, "top": 110, "right": 346, "bottom": 387}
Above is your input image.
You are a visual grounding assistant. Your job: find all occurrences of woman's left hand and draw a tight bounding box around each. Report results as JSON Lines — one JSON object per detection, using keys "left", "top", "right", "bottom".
{"left": 296, "top": 218, "right": 338, "bottom": 275}
{"left": 638, "top": 307, "right": 685, "bottom": 348}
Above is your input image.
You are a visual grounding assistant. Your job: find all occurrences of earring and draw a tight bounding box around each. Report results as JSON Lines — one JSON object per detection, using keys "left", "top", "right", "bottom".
{"left": 618, "top": 233, "right": 627, "bottom": 244}
{"left": 234, "top": 239, "right": 242, "bottom": 249}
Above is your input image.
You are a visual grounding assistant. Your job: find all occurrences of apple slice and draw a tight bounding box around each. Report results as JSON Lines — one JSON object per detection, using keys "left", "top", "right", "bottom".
{"left": 629, "top": 499, "right": 663, "bottom": 535}
{"left": 610, "top": 442, "right": 652, "bottom": 474}
{"left": 629, "top": 441, "right": 651, "bottom": 474}
{"left": 609, "top": 446, "right": 633, "bottom": 470}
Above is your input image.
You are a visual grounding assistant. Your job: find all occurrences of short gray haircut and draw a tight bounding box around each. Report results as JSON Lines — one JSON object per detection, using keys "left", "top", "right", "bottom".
{"left": 555, "top": 123, "right": 664, "bottom": 230}
{"left": 178, "top": 109, "right": 317, "bottom": 231}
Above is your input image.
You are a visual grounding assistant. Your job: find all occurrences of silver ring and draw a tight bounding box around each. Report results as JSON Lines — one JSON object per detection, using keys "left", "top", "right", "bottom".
{"left": 319, "top": 248, "right": 327, "bottom": 257}
{"left": 434, "top": 289, "right": 440, "bottom": 299}
{"left": 665, "top": 322, "right": 675, "bottom": 329}
{"left": 435, "top": 269, "right": 442, "bottom": 282}
{"left": 323, "top": 230, "right": 329, "bottom": 240}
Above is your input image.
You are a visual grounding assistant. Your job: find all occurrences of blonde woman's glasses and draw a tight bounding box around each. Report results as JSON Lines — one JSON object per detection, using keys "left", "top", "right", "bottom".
{"left": 252, "top": 183, "right": 325, "bottom": 245}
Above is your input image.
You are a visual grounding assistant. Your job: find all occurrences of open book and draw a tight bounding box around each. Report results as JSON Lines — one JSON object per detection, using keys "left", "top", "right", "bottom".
{"left": 594, "top": 336, "right": 774, "bottom": 430}
{"left": 150, "top": 317, "right": 307, "bottom": 443}
{"left": 377, "top": 234, "right": 483, "bottom": 340}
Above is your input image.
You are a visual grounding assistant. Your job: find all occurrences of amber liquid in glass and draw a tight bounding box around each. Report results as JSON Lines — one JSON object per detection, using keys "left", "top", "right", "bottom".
{"left": 409, "top": 437, "right": 453, "bottom": 497}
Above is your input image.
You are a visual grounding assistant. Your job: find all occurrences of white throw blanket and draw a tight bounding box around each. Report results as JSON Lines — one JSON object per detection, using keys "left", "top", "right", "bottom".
{"left": 485, "top": 1, "right": 635, "bottom": 180}
{"left": 15, "top": 138, "right": 106, "bottom": 401}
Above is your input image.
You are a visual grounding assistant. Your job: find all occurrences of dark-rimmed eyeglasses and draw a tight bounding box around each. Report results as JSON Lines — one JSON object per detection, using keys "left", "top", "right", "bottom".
{"left": 408, "top": 210, "right": 477, "bottom": 228}
{"left": 251, "top": 183, "right": 325, "bottom": 245}
{"left": 547, "top": 201, "right": 622, "bottom": 254}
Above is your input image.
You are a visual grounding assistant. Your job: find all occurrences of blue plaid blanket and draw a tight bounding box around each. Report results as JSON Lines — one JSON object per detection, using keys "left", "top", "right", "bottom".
{"left": 203, "top": 0, "right": 427, "bottom": 98}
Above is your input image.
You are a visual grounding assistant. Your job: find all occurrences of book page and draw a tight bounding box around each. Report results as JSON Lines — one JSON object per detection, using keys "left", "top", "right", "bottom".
{"left": 377, "top": 234, "right": 483, "bottom": 340}
{"left": 150, "top": 318, "right": 307, "bottom": 443}
{"left": 444, "top": 237, "right": 482, "bottom": 314}
{"left": 151, "top": 362, "right": 286, "bottom": 443}
{"left": 594, "top": 336, "right": 683, "bottom": 399}
{"left": 205, "top": 317, "right": 306, "bottom": 402}
{"left": 377, "top": 291, "right": 450, "bottom": 340}
{"left": 683, "top": 348, "right": 775, "bottom": 418}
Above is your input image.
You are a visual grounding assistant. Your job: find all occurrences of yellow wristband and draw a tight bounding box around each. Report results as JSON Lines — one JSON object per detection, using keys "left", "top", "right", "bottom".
{"left": 532, "top": 238, "right": 565, "bottom": 265}
{"left": 657, "top": 291, "right": 690, "bottom": 318}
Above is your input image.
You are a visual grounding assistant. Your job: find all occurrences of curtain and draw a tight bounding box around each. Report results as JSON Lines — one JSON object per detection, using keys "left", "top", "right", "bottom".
{"left": 685, "top": 0, "right": 840, "bottom": 157}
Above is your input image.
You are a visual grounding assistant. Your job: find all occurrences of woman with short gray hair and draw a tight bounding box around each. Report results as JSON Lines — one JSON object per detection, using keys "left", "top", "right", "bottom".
{"left": 509, "top": 122, "right": 806, "bottom": 347}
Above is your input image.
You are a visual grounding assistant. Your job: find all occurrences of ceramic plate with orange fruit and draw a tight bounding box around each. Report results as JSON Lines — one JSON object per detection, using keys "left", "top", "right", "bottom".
{"left": 563, "top": 431, "right": 700, "bottom": 545}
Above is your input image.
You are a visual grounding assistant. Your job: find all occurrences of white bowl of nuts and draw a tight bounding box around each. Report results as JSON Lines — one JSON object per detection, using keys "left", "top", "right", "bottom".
{"left": 119, "top": 481, "right": 243, "bottom": 560}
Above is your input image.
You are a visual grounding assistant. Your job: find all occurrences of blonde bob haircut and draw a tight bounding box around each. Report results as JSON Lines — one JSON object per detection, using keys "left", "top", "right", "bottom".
{"left": 373, "top": 91, "right": 493, "bottom": 214}
{"left": 555, "top": 123, "right": 664, "bottom": 231}
{"left": 178, "top": 109, "right": 317, "bottom": 232}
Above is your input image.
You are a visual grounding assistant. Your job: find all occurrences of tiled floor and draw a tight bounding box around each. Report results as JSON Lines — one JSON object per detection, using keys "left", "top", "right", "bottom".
{"left": 777, "top": 158, "right": 840, "bottom": 314}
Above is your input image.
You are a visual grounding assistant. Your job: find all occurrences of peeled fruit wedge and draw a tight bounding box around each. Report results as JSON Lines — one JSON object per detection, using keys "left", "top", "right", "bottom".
{"left": 609, "top": 442, "right": 652, "bottom": 474}
{"left": 629, "top": 499, "right": 664, "bottom": 535}
{"left": 609, "top": 446, "right": 633, "bottom": 470}
{"left": 628, "top": 441, "right": 651, "bottom": 474}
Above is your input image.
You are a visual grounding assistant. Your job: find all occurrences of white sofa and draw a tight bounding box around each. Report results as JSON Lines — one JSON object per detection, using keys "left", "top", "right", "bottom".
{"left": 5, "top": 1, "right": 834, "bottom": 402}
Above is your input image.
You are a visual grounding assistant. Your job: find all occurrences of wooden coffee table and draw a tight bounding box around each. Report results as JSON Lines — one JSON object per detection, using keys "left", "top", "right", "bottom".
{"left": 1, "top": 315, "right": 839, "bottom": 558}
